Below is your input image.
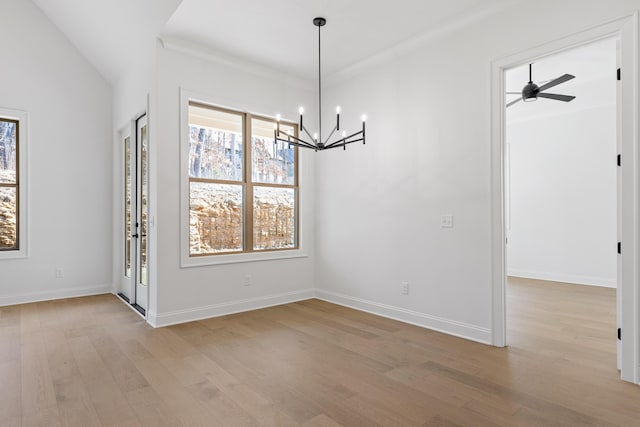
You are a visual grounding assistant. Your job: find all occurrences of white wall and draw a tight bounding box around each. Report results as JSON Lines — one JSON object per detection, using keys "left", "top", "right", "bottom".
{"left": 0, "top": 0, "right": 113, "bottom": 305}
{"left": 506, "top": 43, "right": 617, "bottom": 287}
{"left": 150, "top": 44, "right": 316, "bottom": 325}
{"left": 315, "top": 0, "right": 640, "bottom": 343}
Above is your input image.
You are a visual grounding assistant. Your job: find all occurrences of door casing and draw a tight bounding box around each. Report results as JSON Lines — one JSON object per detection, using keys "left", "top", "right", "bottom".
{"left": 490, "top": 14, "right": 639, "bottom": 384}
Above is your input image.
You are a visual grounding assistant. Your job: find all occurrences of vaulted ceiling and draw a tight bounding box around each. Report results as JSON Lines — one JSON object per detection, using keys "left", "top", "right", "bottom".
{"left": 31, "top": 0, "right": 182, "bottom": 84}
{"left": 31, "top": 0, "right": 523, "bottom": 85}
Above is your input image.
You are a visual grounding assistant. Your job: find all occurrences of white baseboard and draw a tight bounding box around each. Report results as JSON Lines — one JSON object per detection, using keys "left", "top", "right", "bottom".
{"left": 507, "top": 269, "right": 617, "bottom": 288}
{"left": 0, "top": 284, "right": 114, "bottom": 307}
{"left": 315, "top": 289, "right": 492, "bottom": 345}
{"left": 147, "top": 288, "right": 316, "bottom": 327}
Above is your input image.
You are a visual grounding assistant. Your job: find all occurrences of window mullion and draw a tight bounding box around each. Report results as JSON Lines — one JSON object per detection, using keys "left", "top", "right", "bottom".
{"left": 244, "top": 113, "right": 254, "bottom": 252}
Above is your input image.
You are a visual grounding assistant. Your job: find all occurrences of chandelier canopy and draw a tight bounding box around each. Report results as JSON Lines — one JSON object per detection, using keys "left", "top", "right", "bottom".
{"left": 274, "top": 17, "right": 367, "bottom": 151}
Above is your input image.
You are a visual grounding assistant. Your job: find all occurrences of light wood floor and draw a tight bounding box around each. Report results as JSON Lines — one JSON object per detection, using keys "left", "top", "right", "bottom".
{"left": 1, "top": 280, "right": 639, "bottom": 427}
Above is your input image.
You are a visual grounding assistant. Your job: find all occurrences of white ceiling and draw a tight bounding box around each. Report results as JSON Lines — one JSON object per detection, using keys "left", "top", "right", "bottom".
{"left": 161, "top": 0, "right": 521, "bottom": 80}
{"left": 31, "top": 0, "right": 522, "bottom": 85}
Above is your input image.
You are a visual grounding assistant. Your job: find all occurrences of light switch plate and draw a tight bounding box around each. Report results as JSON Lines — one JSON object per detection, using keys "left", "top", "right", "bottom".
{"left": 441, "top": 214, "right": 454, "bottom": 228}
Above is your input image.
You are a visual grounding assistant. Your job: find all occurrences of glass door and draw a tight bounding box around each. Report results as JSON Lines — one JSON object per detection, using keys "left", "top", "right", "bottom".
{"left": 120, "top": 113, "right": 148, "bottom": 315}
{"left": 135, "top": 114, "right": 148, "bottom": 312}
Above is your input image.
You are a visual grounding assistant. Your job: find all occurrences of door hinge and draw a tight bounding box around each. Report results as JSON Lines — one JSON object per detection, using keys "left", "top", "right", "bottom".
{"left": 618, "top": 242, "right": 621, "bottom": 254}
{"left": 617, "top": 68, "right": 621, "bottom": 81}
{"left": 618, "top": 327, "right": 621, "bottom": 340}
{"left": 617, "top": 154, "right": 621, "bottom": 166}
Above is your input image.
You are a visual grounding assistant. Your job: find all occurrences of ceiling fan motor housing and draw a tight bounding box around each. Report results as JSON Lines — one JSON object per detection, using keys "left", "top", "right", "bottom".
{"left": 522, "top": 82, "right": 539, "bottom": 102}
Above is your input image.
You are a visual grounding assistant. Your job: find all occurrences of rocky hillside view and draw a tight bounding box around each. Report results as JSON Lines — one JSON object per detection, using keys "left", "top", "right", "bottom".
{"left": 0, "top": 172, "right": 16, "bottom": 249}
{"left": 190, "top": 185, "right": 295, "bottom": 254}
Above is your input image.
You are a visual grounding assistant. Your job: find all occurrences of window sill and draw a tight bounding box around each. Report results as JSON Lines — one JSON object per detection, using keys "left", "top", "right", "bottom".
{"left": 181, "top": 249, "right": 308, "bottom": 268}
{"left": 0, "top": 250, "right": 28, "bottom": 260}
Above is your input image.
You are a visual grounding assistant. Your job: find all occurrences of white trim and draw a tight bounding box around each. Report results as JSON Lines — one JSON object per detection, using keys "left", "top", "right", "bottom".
{"left": 179, "top": 88, "right": 308, "bottom": 269}
{"left": 183, "top": 250, "right": 309, "bottom": 267}
{"left": 491, "top": 14, "right": 640, "bottom": 384}
{"left": 0, "top": 107, "right": 28, "bottom": 260}
{"left": 315, "top": 290, "right": 492, "bottom": 345}
{"left": 0, "top": 284, "right": 113, "bottom": 307}
{"left": 159, "top": 37, "right": 311, "bottom": 90}
{"left": 147, "top": 288, "right": 315, "bottom": 327}
{"left": 507, "top": 270, "right": 617, "bottom": 288}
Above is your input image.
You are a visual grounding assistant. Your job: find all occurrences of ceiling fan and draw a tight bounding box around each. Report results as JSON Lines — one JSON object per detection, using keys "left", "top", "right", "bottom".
{"left": 506, "top": 63, "right": 576, "bottom": 108}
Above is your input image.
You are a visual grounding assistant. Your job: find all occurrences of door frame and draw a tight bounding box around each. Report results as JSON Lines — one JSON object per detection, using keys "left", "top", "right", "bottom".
{"left": 118, "top": 126, "right": 134, "bottom": 303}
{"left": 134, "top": 113, "right": 148, "bottom": 313}
{"left": 117, "top": 111, "right": 149, "bottom": 318}
{"left": 490, "top": 13, "right": 639, "bottom": 384}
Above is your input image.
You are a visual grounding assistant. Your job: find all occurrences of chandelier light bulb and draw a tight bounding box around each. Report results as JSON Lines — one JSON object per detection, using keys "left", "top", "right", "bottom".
{"left": 276, "top": 114, "right": 281, "bottom": 122}
{"left": 299, "top": 107, "right": 304, "bottom": 115}
{"left": 336, "top": 106, "right": 341, "bottom": 114}
{"left": 361, "top": 114, "right": 367, "bottom": 122}
{"left": 313, "top": 133, "right": 318, "bottom": 140}
{"left": 342, "top": 131, "right": 346, "bottom": 138}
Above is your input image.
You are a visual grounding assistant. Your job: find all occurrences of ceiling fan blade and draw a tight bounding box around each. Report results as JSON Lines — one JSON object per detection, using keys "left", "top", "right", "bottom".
{"left": 506, "top": 98, "right": 522, "bottom": 108}
{"left": 538, "top": 93, "right": 576, "bottom": 102}
{"left": 537, "top": 74, "right": 575, "bottom": 92}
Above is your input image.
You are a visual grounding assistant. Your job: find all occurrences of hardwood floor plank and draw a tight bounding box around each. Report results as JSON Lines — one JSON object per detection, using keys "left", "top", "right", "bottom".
{"left": 68, "top": 335, "right": 138, "bottom": 426}
{"left": 301, "top": 414, "right": 344, "bottom": 427}
{"left": 52, "top": 375, "right": 102, "bottom": 427}
{"left": 0, "top": 359, "right": 22, "bottom": 423}
{"left": 21, "top": 331, "right": 57, "bottom": 416}
{"left": 125, "top": 385, "right": 183, "bottom": 427}
{"left": 21, "top": 406, "right": 62, "bottom": 427}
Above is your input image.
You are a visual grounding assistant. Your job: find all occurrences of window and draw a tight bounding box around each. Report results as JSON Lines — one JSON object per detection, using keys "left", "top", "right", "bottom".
{"left": 0, "top": 117, "right": 19, "bottom": 251}
{"left": 124, "top": 135, "right": 131, "bottom": 277}
{"left": 187, "top": 102, "right": 298, "bottom": 257}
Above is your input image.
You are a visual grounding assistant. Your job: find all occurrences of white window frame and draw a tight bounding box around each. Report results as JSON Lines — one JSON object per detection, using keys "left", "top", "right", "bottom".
{"left": 179, "top": 89, "right": 308, "bottom": 267}
{"left": 0, "top": 107, "right": 28, "bottom": 259}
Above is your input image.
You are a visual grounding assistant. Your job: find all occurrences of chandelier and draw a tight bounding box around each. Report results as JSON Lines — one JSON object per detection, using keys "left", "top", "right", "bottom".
{"left": 274, "top": 17, "right": 367, "bottom": 151}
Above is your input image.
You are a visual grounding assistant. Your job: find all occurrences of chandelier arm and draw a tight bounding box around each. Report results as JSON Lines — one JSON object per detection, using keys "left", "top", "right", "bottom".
{"left": 324, "top": 138, "right": 360, "bottom": 150}
{"left": 277, "top": 137, "right": 317, "bottom": 150}
{"left": 324, "top": 129, "right": 363, "bottom": 148}
{"left": 300, "top": 124, "right": 316, "bottom": 143}
{"left": 285, "top": 139, "right": 320, "bottom": 150}
{"left": 275, "top": 132, "right": 317, "bottom": 150}
{"left": 322, "top": 124, "right": 338, "bottom": 145}
{"left": 323, "top": 138, "right": 364, "bottom": 150}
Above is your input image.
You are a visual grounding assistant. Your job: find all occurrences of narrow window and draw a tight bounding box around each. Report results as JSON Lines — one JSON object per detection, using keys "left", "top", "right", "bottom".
{"left": 124, "top": 136, "right": 132, "bottom": 276}
{"left": 0, "top": 118, "right": 19, "bottom": 251}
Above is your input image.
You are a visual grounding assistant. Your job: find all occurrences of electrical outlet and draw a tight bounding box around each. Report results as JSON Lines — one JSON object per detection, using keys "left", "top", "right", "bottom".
{"left": 55, "top": 268, "right": 64, "bottom": 279}
{"left": 244, "top": 274, "right": 252, "bottom": 286}
{"left": 440, "top": 214, "right": 454, "bottom": 228}
{"left": 401, "top": 281, "right": 409, "bottom": 295}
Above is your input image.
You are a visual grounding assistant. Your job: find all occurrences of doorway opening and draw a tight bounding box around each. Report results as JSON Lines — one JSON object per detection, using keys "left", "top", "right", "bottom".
{"left": 504, "top": 38, "right": 620, "bottom": 371}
